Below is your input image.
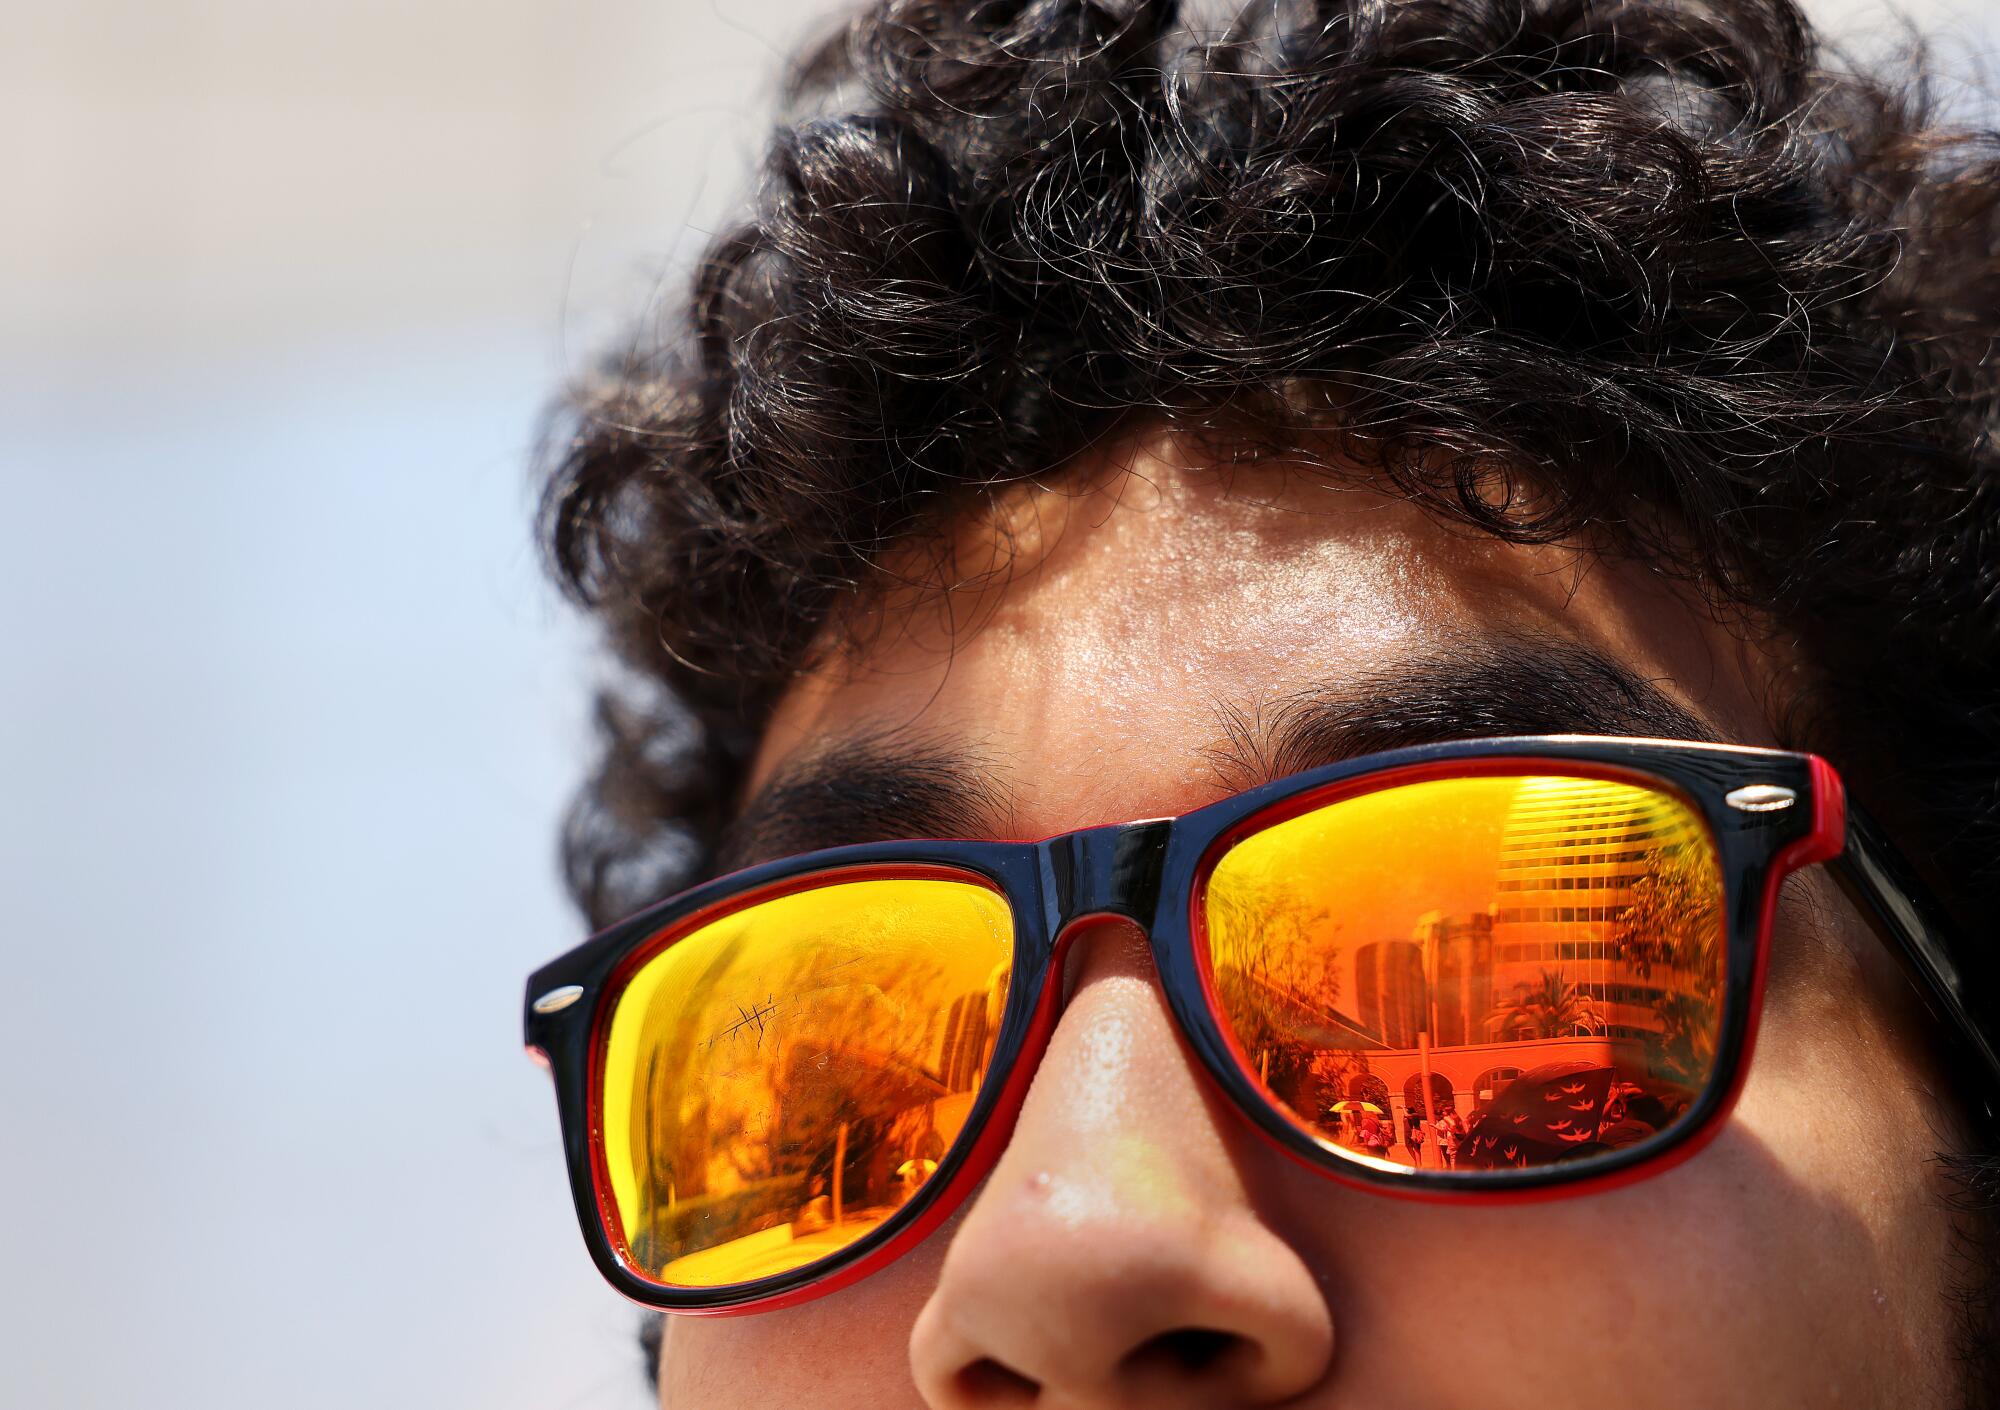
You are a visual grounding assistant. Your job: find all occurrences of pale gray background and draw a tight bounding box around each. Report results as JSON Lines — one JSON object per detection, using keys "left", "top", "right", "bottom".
{"left": 3, "top": 2, "right": 1991, "bottom": 1407}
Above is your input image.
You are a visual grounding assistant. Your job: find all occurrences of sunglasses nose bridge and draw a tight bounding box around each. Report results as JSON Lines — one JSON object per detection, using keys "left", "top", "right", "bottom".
{"left": 1044, "top": 818, "right": 1173, "bottom": 931}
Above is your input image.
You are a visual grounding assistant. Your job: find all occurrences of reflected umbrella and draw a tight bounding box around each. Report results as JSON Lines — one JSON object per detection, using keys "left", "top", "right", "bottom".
{"left": 1459, "top": 1062, "right": 1616, "bottom": 1169}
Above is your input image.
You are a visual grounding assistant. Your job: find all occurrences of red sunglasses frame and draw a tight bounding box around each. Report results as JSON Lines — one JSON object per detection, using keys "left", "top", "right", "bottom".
{"left": 525, "top": 734, "right": 1997, "bottom": 1314}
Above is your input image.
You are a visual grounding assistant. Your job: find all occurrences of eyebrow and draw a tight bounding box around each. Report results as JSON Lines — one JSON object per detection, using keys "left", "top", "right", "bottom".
{"left": 1204, "top": 636, "right": 1718, "bottom": 791}
{"left": 716, "top": 635, "right": 1718, "bottom": 871}
{"left": 714, "top": 731, "right": 1015, "bottom": 875}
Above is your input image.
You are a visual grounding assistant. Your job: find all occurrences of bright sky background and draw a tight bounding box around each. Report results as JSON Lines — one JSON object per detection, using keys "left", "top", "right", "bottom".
{"left": 3, "top": 2, "right": 1992, "bottom": 1407}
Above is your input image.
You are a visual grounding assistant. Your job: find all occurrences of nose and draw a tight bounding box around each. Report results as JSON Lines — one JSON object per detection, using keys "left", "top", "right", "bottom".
{"left": 908, "top": 919, "right": 1335, "bottom": 1408}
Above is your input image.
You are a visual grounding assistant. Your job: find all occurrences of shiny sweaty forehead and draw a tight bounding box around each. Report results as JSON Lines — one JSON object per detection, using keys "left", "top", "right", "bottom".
{"left": 745, "top": 435, "right": 1786, "bottom": 855}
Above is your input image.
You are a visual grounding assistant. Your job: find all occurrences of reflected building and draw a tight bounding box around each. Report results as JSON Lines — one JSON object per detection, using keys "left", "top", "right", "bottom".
{"left": 1487, "top": 776, "right": 1709, "bottom": 1044}
{"left": 1353, "top": 940, "right": 1423, "bottom": 1047}
{"left": 1418, "top": 910, "right": 1494, "bottom": 1046}
{"left": 621, "top": 940, "right": 1014, "bottom": 1284}
{"left": 1353, "top": 912, "right": 1493, "bottom": 1048}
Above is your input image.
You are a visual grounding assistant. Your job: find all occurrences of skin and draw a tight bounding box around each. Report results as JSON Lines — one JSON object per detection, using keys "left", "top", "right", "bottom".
{"left": 661, "top": 430, "right": 1964, "bottom": 1409}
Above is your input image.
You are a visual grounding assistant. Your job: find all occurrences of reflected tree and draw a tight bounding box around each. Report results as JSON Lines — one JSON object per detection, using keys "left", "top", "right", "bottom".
{"left": 1491, "top": 967, "right": 1600, "bottom": 1040}
{"left": 1208, "top": 877, "right": 1344, "bottom": 1108}
{"left": 1610, "top": 840, "right": 1723, "bottom": 1083}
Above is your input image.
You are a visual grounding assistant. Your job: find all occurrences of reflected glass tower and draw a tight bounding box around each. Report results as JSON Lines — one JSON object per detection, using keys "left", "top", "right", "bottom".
{"left": 1487, "top": 776, "right": 1707, "bottom": 1041}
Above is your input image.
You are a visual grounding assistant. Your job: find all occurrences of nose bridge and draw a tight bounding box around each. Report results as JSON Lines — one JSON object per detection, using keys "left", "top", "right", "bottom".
{"left": 1043, "top": 819, "right": 1171, "bottom": 932}
{"left": 910, "top": 813, "right": 1340, "bottom": 1407}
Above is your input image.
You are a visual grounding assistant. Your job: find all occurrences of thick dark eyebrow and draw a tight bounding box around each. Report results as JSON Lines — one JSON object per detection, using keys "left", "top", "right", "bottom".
{"left": 1204, "top": 635, "right": 1719, "bottom": 791}
{"left": 722, "top": 635, "right": 1719, "bottom": 871}
{"left": 714, "top": 731, "right": 1013, "bottom": 875}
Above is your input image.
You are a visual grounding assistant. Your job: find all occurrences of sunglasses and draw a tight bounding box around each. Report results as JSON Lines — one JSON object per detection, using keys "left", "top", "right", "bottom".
{"left": 524, "top": 734, "right": 1997, "bottom": 1314}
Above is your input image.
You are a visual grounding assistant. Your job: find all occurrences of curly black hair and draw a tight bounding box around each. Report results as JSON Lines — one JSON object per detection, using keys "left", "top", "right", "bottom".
{"left": 537, "top": 0, "right": 1999, "bottom": 1389}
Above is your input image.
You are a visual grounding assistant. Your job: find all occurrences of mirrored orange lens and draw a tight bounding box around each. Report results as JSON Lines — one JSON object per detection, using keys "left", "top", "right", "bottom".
{"left": 1202, "top": 774, "right": 1725, "bottom": 1174}
{"left": 599, "top": 876, "right": 1014, "bottom": 1287}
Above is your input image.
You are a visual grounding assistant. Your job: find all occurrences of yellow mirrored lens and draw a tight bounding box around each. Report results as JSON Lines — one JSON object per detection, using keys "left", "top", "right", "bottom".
{"left": 600, "top": 876, "right": 1013, "bottom": 1287}
{"left": 1204, "top": 774, "right": 1724, "bottom": 1173}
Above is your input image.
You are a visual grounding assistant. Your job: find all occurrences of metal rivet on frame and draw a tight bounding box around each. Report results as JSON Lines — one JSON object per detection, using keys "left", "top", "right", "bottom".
{"left": 531, "top": 984, "right": 586, "bottom": 1015}
{"left": 1724, "top": 784, "right": 1797, "bottom": 813}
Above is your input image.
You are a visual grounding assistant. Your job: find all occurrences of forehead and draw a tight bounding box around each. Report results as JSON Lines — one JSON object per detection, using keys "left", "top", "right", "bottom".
{"left": 751, "top": 435, "right": 1783, "bottom": 838}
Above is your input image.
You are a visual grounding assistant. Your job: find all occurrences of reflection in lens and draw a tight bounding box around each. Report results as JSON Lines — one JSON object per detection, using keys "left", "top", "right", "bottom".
{"left": 599, "top": 877, "right": 1013, "bottom": 1287}
{"left": 1202, "top": 775, "right": 1725, "bottom": 1174}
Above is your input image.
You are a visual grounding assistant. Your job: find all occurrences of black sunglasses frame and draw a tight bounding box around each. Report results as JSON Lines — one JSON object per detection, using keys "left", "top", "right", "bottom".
{"left": 525, "top": 734, "right": 1998, "bottom": 1314}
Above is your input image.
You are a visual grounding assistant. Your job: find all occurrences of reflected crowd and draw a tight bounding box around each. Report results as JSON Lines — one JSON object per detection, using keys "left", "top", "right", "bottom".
{"left": 1323, "top": 1060, "right": 1696, "bottom": 1172}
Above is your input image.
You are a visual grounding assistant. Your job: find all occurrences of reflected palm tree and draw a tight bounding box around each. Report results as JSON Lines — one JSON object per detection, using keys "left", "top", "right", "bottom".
{"left": 1491, "top": 967, "right": 1600, "bottom": 1041}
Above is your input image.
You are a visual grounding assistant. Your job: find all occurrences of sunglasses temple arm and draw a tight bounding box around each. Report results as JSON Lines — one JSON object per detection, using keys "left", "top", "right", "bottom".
{"left": 1829, "top": 805, "right": 2000, "bottom": 1123}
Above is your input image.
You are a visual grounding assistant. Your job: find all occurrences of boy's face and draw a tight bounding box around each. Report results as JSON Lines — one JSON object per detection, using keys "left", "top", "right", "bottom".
{"left": 660, "top": 434, "right": 1962, "bottom": 1409}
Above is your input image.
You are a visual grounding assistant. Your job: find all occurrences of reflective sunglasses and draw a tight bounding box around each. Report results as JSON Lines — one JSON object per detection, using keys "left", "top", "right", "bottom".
{"left": 524, "top": 735, "right": 1998, "bottom": 1313}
